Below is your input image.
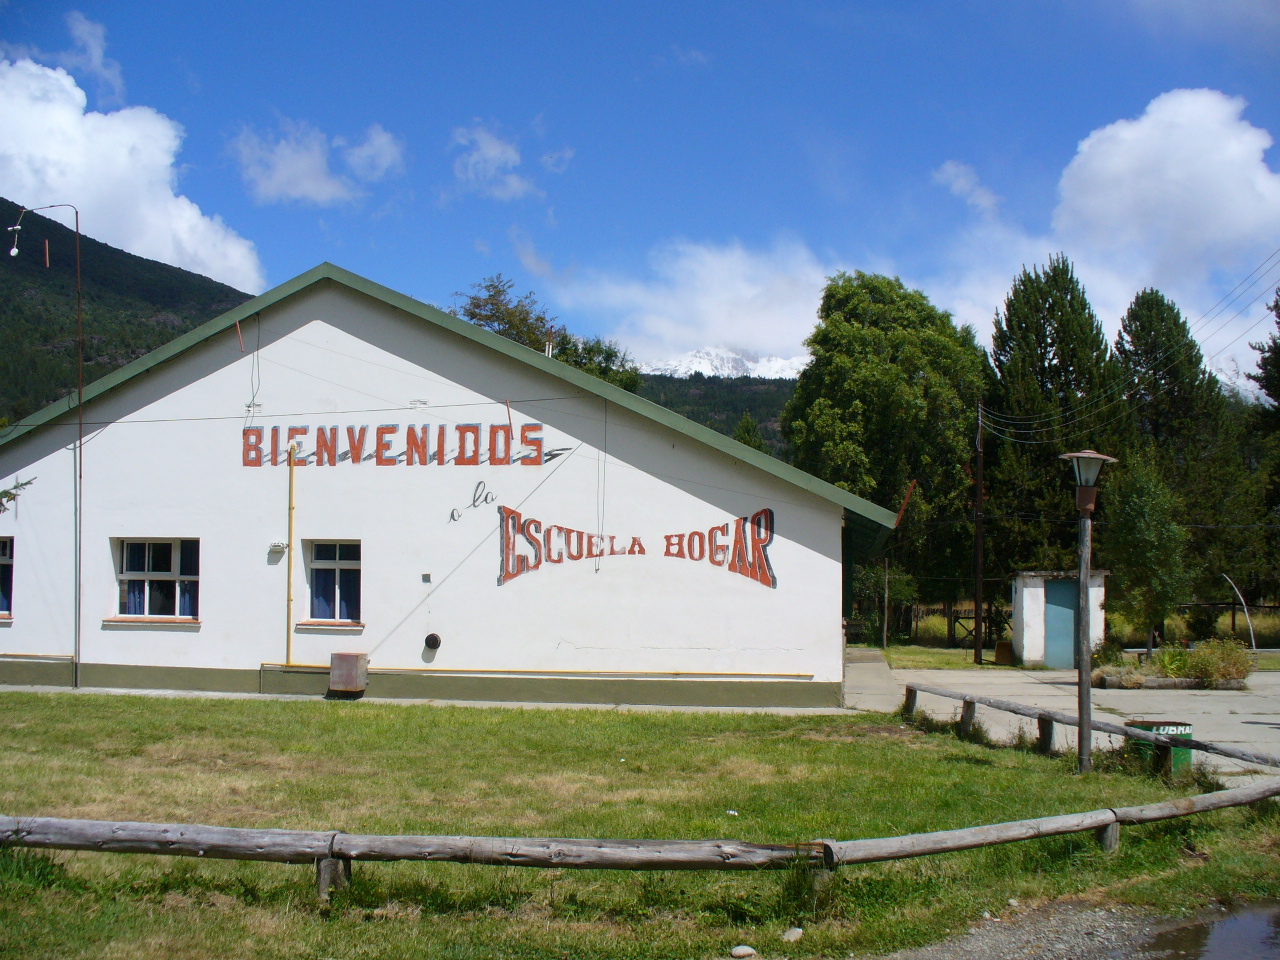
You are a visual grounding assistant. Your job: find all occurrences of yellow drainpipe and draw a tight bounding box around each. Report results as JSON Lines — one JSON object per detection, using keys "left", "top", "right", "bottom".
{"left": 286, "top": 442, "right": 297, "bottom": 666}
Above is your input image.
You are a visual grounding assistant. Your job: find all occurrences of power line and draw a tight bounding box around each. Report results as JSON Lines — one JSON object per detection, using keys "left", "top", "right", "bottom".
{"left": 982, "top": 247, "right": 1280, "bottom": 428}
{"left": 979, "top": 268, "right": 1280, "bottom": 442}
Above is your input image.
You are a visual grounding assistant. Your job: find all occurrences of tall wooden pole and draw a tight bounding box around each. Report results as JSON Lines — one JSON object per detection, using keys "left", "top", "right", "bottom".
{"left": 1076, "top": 506, "right": 1093, "bottom": 773}
{"left": 973, "top": 406, "right": 984, "bottom": 664}
{"left": 73, "top": 210, "right": 82, "bottom": 689}
{"left": 882, "top": 557, "right": 890, "bottom": 651}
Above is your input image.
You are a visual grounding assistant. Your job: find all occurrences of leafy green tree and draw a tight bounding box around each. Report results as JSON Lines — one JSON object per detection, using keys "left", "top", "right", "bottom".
{"left": 1100, "top": 455, "right": 1193, "bottom": 650}
{"left": 453, "top": 274, "right": 641, "bottom": 392}
{"left": 453, "top": 275, "right": 556, "bottom": 348}
{"left": 986, "top": 255, "right": 1130, "bottom": 574}
{"left": 732, "top": 411, "right": 767, "bottom": 451}
{"left": 550, "top": 328, "right": 642, "bottom": 393}
{"left": 782, "top": 271, "right": 987, "bottom": 603}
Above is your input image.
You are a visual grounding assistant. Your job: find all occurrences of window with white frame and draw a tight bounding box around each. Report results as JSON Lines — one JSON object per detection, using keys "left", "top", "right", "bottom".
{"left": 117, "top": 539, "right": 199, "bottom": 618}
{"left": 0, "top": 537, "right": 12, "bottom": 615}
{"left": 308, "top": 541, "right": 361, "bottom": 621}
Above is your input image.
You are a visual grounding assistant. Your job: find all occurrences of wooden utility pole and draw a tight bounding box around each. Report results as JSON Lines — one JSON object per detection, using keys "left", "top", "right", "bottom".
{"left": 882, "top": 557, "right": 890, "bottom": 651}
{"left": 973, "top": 406, "right": 984, "bottom": 664}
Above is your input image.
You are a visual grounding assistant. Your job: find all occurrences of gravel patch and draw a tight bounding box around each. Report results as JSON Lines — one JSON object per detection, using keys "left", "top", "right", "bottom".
{"left": 873, "top": 900, "right": 1187, "bottom": 960}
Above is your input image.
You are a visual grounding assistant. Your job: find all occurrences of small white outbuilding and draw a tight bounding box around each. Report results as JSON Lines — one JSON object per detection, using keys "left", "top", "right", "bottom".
{"left": 1011, "top": 570, "right": 1107, "bottom": 668}
{"left": 0, "top": 264, "right": 897, "bottom": 706}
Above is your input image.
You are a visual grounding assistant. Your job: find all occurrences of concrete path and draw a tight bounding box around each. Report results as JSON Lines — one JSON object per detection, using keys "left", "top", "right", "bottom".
{"left": 895, "top": 667, "right": 1280, "bottom": 780}
{"left": 843, "top": 646, "right": 901, "bottom": 712}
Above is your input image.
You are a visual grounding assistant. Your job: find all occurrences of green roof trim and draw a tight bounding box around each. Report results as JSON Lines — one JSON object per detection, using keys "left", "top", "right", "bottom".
{"left": 0, "top": 262, "right": 897, "bottom": 555}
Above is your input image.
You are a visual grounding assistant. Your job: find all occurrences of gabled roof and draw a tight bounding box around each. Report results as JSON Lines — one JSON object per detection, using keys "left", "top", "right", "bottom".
{"left": 0, "top": 262, "right": 897, "bottom": 556}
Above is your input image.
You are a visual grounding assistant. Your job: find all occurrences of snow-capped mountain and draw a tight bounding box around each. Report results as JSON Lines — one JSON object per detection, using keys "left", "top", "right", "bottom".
{"left": 638, "top": 346, "right": 808, "bottom": 379}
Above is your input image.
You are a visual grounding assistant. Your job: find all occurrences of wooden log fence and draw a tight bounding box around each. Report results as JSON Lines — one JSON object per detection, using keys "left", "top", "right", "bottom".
{"left": 4, "top": 690, "right": 1280, "bottom": 899}
{"left": 902, "top": 682, "right": 1280, "bottom": 770}
{"left": 4, "top": 777, "right": 1280, "bottom": 898}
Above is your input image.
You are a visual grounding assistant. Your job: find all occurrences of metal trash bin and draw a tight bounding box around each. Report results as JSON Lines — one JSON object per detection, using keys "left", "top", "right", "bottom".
{"left": 1125, "top": 720, "right": 1193, "bottom": 777}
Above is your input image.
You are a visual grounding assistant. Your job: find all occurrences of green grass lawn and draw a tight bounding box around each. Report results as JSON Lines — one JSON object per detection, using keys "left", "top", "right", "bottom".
{"left": 2, "top": 691, "right": 1279, "bottom": 959}
{"left": 1254, "top": 651, "right": 1280, "bottom": 671}
{"left": 881, "top": 644, "right": 1023, "bottom": 671}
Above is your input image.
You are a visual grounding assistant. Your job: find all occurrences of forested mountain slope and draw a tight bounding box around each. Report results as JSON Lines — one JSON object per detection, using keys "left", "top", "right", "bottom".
{"left": 637, "top": 373, "right": 797, "bottom": 456}
{"left": 0, "top": 197, "right": 251, "bottom": 425}
{"left": 0, "top": 198, "right": 796, "bottom": 451}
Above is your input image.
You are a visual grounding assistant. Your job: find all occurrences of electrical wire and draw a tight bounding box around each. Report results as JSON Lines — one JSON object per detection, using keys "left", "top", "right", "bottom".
{"left": 979, "top": 269, "right": 1280, "bottom": 440}
{"left": 978, "top": 281, "right": 1280, "bottom": 447}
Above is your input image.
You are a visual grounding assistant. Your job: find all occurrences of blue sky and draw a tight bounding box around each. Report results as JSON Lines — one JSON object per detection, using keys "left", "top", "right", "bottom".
{"left": 2, "top": 1, "right": 1279, "bottom": 372}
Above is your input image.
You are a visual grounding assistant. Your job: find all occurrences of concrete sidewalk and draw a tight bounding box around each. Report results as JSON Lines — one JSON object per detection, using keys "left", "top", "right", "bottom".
{"left": 895, "top": 667, "right": 1280, "bottom": 779}
{"left": 843, "top": 646, "right": 901, "bottom": 712}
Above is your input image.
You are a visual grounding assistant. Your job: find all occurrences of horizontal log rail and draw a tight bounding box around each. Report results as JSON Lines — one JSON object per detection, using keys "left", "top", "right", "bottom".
{"left": 902, "top": 682, "right": 1280, "bottom": 770}
{"left": 0, "top": 816, "right": 827, "bottom": 872}
{"left": 4, "top": 778, "right": 1280, "bottom": 890}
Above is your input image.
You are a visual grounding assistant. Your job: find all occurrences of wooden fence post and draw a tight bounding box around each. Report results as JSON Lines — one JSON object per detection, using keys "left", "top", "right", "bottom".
{"left": 959, "top": 700, "right": 977, "bottom": 739}
{"left": 1095, "top": 822, "right": 1120, "bottom": 853}
{"left": 316, "top": 857, "right": 351, "bottom": 901}
{"left": 1037, "top": 716, "right": 1054, "bottom": 755}
{"left": 903, "top": 686, "right": 918, "bottom": 715}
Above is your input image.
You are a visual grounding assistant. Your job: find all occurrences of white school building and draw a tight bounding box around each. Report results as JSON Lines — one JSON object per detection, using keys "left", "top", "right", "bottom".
{"left": 0, "top": 264, "right": 897, "bottom": 706}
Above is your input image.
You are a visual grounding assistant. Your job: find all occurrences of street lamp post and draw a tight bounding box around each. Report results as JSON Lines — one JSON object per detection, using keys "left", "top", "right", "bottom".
{"left": 9, "top": 205, "right": 83, "bottom": 688}
{"left": 1059, "top": 449, "right": 1117, "bottom": 774}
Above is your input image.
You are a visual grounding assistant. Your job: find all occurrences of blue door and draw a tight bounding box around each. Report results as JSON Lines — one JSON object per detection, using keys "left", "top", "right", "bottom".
{"left": 1044, "top": 579, "right": 1078, "bottom": 669}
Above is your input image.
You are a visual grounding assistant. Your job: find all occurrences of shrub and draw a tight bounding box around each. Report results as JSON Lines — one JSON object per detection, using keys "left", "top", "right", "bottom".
{"left": 1093, "top": 638, "right": 1127, "bottom": 668}
{"left": 1186, "top": 638, "right": 1252, "bottom": 683}
{"left": 1151, "top": 646, "right": 1191, "bottom": 679}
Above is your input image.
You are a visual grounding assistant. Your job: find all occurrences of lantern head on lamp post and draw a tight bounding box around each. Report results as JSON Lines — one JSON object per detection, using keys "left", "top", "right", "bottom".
{"left": 1058, "top": 448, "right": 1116, "bottom": 774}
{"left": 1060, "top": 450, "right": 1117, "bottom": 513}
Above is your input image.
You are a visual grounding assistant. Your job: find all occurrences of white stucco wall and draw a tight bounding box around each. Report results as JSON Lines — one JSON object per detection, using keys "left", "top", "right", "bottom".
{"left": 0, "top": 284, "right": 846, "bottom": 687}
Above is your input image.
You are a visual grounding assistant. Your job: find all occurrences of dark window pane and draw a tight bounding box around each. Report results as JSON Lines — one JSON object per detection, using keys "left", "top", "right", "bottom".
{"left": 311, "top": 568, "right": 336, "bottom": 619}
{"left": 0, "top": 538, "right": 11, "bottom": 560}
{"left": 148, "top": 542, "right": 173, "bottom": 574}
{"left": 338, "top": 542, "right": 361, "bottom": 562}
{"left": 124, "top": 580, "right": 145, "bottom": 616}
{"left": 149, "top": 579, "right": 176, "bottom": 616}
{"left": 125, "top": 542, "right": 147, "bottom": 573}
{"left": 339, "top": 568, "right": 361, "bottom": 621}
{"left": 313, "top": 543, "right": 336, "bottom": 563}
{"left": 179, "top": 580, "right": 199, "bottom": 618}
{"left": 0, "top": 564, "right": 11, "bottom": 614}
{"left": 179, "top": 540, "right": 200, "bottom": 577}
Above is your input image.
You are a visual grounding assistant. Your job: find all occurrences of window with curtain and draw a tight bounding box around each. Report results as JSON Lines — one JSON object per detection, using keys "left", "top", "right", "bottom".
{"left": 308, "top": 541, "right": 361, "bottom": 621}
{"left": 117, "top": 539, "right": 199, "bottom": 618}
{"left": 0, "top": 538, "right": 12, "bottom": 615}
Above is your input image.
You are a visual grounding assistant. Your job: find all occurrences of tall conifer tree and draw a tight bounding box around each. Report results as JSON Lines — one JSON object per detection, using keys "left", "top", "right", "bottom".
{"left": 986, "top": 255, "right": 1128, "bottom": 574}
{"left": 1115, "top": 289, "right": 1266, "bottom": 598}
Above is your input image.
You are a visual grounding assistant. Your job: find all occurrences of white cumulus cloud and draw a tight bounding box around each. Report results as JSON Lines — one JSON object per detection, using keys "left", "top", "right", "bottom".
{"left": 0, "top": 11, "right": 124, "bottom": 105}
{"left": 1054, "top": 89, "right": 1280, "bottom": 284}
{"left": 1122, "top": 0, "right": 1280, "bottom": 43}
{"left": 451, "top": 124, "right": 540, "bottom": 201}
{"left": 340, "top": 123, "right": 406, "bottom": 182}
{"left": 234, "top": 119, "right": 358, "bottom": 206}
{"left": 933, "top": 160, "right": 999, "bottom": 217}
{"left": 927, "top": 88, "right": 1280, "bottom": 373}
{"left": 234, "top": 119, "right": 408, "bottom": 205}
{"left": 0, "top": 57, "right": 265, "bottom": 292}
{"left": 554, "top": 237, "right": 839, "bottom": 362}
